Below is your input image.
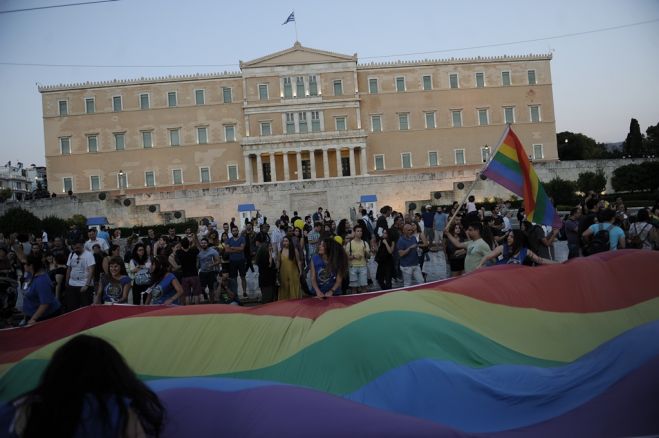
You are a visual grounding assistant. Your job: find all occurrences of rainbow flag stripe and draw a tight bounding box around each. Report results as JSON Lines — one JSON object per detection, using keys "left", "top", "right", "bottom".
{"left": 483, "top": 126, "right": 561, "bottom": 227}
{"left": 1, "top": 251, "right": 658, "bottom": 436}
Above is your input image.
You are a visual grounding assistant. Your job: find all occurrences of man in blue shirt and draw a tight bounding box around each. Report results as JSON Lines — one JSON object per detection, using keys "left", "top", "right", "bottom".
{"left": 197, "top": 238, "right": 220, "bottom": 303}
{"left": 226, "top": 226, "right": 247, "bottom": 297}
{"left": 396, "top": 223, "right": 424, "bottom": 287}
{"left": 433, "top": 207, "right": 448, "bottom": 246}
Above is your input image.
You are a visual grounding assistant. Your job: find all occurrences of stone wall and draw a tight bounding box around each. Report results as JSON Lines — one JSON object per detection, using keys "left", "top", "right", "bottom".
{"left": 1, "top": 158, "right": 653, "bottom": 226}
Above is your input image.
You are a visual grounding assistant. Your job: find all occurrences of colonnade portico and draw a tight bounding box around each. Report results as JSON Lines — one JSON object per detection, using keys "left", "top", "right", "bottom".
{"left": 242, "top": 145, "right": 368, "bottom": 184}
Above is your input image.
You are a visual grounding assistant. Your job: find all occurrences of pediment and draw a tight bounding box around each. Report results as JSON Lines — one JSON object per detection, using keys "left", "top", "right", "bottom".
{"left": 241, "top": 42, "right": 356, "bottom": 69}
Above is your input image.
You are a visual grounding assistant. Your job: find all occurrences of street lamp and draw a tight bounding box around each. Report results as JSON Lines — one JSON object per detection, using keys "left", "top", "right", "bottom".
{"left": 482, "top": 144, "right": 490, "bottom": 163}
{"left": 118, "top": 170, "right": 125, "bottom": 195}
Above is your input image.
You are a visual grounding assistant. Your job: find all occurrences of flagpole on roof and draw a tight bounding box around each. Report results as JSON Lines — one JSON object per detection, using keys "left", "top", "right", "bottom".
{"left": 444, "top": 124, "right": 511, "bottom": 229}
{"left": 294, "top": 10, "right": 298, "bottom": 42}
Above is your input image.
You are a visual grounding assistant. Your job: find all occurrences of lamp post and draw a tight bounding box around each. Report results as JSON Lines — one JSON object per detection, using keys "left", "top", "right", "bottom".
{"left": 118, "top": 170, "right": 125, "bottom": 196}
{"left": 482, "top": 144, "right": 490, "bottom": 163}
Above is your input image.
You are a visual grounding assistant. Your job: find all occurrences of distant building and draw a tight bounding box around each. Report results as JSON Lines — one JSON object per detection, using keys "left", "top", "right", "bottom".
{"left": 0, "top": 162, "right": 31, "bottom": 201}
{"left": 39, "top": 43, "right": 557, "bottom": 195}
{"left": 25, "top": 165, "right": 47, "bottom": 192}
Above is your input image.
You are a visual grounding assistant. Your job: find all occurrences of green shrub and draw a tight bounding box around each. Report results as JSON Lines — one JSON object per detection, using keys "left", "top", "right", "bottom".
{"left": 0, "top": 208, "right": 42, "bottom": 235}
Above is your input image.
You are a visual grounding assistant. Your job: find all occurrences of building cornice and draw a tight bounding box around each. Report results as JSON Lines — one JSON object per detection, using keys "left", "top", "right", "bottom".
{"left": 38, "top": 71, "right": 242, "bottom": 93}
{"left": 241, "top": 129, "right": 367, "bottom": 149}
{"left": 357, "top": 53, "right": 552, "bottom": 70}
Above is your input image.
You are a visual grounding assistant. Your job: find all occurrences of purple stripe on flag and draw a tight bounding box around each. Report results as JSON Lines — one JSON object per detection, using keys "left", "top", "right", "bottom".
{"left": 483, "top": 160, "right": 523, "bottom": 195}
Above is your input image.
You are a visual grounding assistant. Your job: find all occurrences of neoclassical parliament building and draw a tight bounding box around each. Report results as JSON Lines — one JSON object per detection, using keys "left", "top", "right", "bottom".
{"left": 40, "top": 43, "right": 557, "bottom": 196}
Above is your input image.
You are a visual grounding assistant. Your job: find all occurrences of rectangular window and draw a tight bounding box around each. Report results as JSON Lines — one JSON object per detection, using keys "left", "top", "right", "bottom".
{"left": 87, "top": 135, "right": 98, "bottom": 153}
{"left": 401, "top": 152, "right": 412, "bottom": 169}
{"left": 227, "top": 164, "right": 238, "bottom": 181}
{"left": 502, "top": 71, "right": 511, "bottom": 86}
{"left": 139, "top": 93, "right": 150, "bottom": 110}
{"left": 60, "top": 137, "right": 71, "bottom": 155}
{"left": 172, "top": 169, "right": 182, "bottom": 185}
{"left": 395, "top": 76, "right": 405, "bottom": 92}
{"left": 222, "top": 87, "right": 232, "bottom": 103}
{"left": 169, "top": 128, "right": 180, "bottom": 146}
{"left": 195, "top": 89, "right": 205, "bottom": 105}
{"left": 85, "top": 97, "right": 95, "bottom": 114}
{"left": 530, "top": 105, "right": 541, "bottom": 123}
{"left": 112, "top": 96, "right": 122, "bottom": 112}
{"left": 428, "top": 151, "right": 439, "bottom": 167}
{"left": 455, "top": 149, "right": 466, "bottom": 165}
{"left": 528, "top": 70, "right": 536, "bottom": 85}
{"left": 114, "top": 133, "right": 125, "bottom": 150}
{"left": 481, "top": 147, "right": 491, "bottom": 163}
{"left": 260, "top": 121, "right": 271, "bottom": 136}
{"left": 285, "top": 113, "right": 295, "bottom": 134}
{"left": 197, "top": 127, "right": 208, "bottom": 144}
{"left": 368, "top": 78, "right": 378, "bottom": 94}
{"left": 258, "top": 84, "right": 269, "bottom": 101}
{"left": 476, "top": 72, "right": 485, "bottom": 88}
{"left": 399, "top": 113, "right": 409, "bottom": 131}
{"left": 224, "top": 125, "right": 236, "bottom": 142}
{"left": 311, "top": 111, "right": 321, "bottom": 132}
{"left": 283, "top": 77, "right": 292, "bottom": 98}
{"left": 117, "top": 172, "right": 127, "bottom": 189}
{"left": 449, "top": 73, "right": 459, "bottom": 89}
{"left": 63, "top": 177, "right": 73, "bottom": 193}
{"left": 333, "top": 79, "right": 343, "bottom": 96}
{"left": 142, "top": 131, "right": 153, "bottom": 148}
{"left": 58, "top": 100, "right": 68, "bottom": 116}
{"left": 371, "top": 115, "right": 382, "bottom": 132}
{"left": 296, "top": 76, "right": 305, "bottom": 97}
{"left": 533, "top": 144, "right": 544, "bottom": 160}
{"left": 90, "top": 175, "right": 100, "bottom": 191}
{"left": 309, "top": 75, "right": 318, "bottom": 96}
{"left": 167, "top": 91, "right": 177, "bottom": 107}
{"left": 478, "top": 108, "right": 489, "bottom": 126}
{"left": 299, "top": 112, "right": 308, "bottom": 133}
{"left": 200, "top": 167, "right": 210, "bottom": 183}
{"left": 335, "top": 116, "right": 347, "bottom": 131}
{"left": 374, "top": 154, "right": 385, "bottom": 171}
{"left": 425, "top": 112, "right": 436, "bottom": 129}
{"left": 451, "top": 110, "right": 462, "bottom": 128}
{"left": 145, "top": 171, "right": 155, "bottom": 187}
{"left": 504, "top": 106, "right": 515, "bottom": 124}
{"left": 422, "top": 75, "right": 432, "bottom": 91}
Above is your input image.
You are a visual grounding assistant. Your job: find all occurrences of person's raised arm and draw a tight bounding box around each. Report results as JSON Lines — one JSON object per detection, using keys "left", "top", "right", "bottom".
{"left": 526, "top": 249, "right": 558, "bottom": 265}
{"left": 477, "top": 246, "right": 503, "bottom": 269}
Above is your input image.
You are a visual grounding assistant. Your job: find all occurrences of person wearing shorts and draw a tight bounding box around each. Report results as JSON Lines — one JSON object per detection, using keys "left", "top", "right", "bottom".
{"left": 175, "top": 237, "right": 200, "bottom": 305}
{"left": 345, "top": 225, "right": 370, "bottom": 294}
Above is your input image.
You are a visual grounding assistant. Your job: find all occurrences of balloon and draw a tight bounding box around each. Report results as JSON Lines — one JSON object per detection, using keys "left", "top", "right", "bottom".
{"left": 294, "top": 219, "right": 304, "bottom": 230}
{"left": 334, "top": 235, "right": 343, "bottom": 245}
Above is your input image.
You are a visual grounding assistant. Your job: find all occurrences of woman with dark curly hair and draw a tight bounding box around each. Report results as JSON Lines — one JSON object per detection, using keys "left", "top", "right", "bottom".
{"left": 310, "top": 238, "right": 349, "bottom": 298}
{"left": 4, "top": 334, "right": 165, "bottom": 437}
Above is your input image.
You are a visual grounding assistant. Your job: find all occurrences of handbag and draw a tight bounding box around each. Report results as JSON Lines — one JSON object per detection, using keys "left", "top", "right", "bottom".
{"left": 134, "top": 268, "right": 151, "bottom": 286}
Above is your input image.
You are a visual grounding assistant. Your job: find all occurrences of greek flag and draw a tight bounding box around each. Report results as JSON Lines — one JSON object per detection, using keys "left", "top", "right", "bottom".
{"left": 282, "top": 11, "right": 295, "bottom": 25}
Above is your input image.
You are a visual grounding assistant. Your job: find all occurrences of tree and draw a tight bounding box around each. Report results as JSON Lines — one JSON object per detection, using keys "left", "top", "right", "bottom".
{"left": 645, "top": 122, "right": 659, "bottom": 156}
{"left": 67, "top": 214, "right": 87, "bottom": 230}
{"left": 576, "top": 169, "right": 607, "bottom": 194}
{"left": 623, "top": 118, "right": 645, "bottom": 157}
{"left": 0, "top": 208, "right": 42, "bottom": 235}
{"left": 556, "top": 131, "right": 603, "bottom": 160}
{"left": 0, "top": 188, "right": 12, "bottom": 203}
{"left": 611, "top": 163, "right": 655, "bottom": 193}
{"left": 544, "top": 177, "right": 578, "bottom": 206}
{"left": 41, "top": 216, "right": 70, "bottom": 239}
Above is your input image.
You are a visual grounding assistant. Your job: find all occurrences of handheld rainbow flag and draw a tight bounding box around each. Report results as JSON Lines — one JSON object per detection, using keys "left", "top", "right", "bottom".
{"left": 482, "top": 125, "right": 562, "bottom": 227}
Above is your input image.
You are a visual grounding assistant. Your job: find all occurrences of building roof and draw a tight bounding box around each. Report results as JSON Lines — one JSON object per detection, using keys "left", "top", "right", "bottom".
{"left": 240, "top": 42, "right": 357, "bottom": 68}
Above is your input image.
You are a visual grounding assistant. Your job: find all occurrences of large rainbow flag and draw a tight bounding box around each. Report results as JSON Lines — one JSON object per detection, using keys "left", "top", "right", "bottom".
{"left": 1, "top": 251, "right": 658, "bottom": 436}
{"left": 483, "top": 125, "right": 562, "bottom": 227}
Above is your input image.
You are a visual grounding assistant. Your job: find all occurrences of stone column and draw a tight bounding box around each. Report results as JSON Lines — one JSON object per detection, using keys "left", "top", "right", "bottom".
{"left": 244, "top": 155, "right": 252, "bottom": 184}
{"left": 360, "top": 146, "right": 368, "bottom": 176}
{"left": 283, "top": 152, "right": 290, "bottom": 181}
{"left": 309, "top": 149, "right": 317, "bottom": 179}
{"left": 336, "top": 147, "right": 343, "bottom": 177}
{"left": 256, "top": 153, "right": 263, "bottom": 183}
{"left": 296, "top": 151, "right": 303, "bottom": 180}
{"left": 348, "top": 147, "right": 356, "bottom": 177}
{"left": 269, "top": 152, "right": 277, "bottom": 182}
{"left": 322, "top": 148, "right": 329, "bottom": 178}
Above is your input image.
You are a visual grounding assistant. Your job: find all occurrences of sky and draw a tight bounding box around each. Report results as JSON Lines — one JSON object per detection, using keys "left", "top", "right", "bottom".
{"left": 1, "top": 0, "right": 658, "bottom": 166}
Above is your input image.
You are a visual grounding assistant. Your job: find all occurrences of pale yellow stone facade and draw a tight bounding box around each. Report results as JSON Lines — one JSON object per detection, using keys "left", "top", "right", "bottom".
{"left": 40, "top": 43, "right": 556, "bottom": 195}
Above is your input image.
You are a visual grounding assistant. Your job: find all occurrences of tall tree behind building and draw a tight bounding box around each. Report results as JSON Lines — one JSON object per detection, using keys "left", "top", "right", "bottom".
{"left": 623, "top": 118, "right": 645, "bottom": 157}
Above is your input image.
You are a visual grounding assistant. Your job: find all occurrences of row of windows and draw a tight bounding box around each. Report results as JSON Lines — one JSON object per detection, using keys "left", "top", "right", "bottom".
{"left": 369, "top": 105, "right": 542, "bottom": 132}
{"left": 58, "top": 87, "right": 235, "bottom": 116}
{"left": 367, "top": 69, "right": 537, "bottom": 93}
{"left": 61, "top": 165, "right": 239, "bottom": 192}
{"left": 58, "top": 125, "right": 237, "bottom": 154}
{"left": 373, "top": 144, "right": 545, "bottom": 171}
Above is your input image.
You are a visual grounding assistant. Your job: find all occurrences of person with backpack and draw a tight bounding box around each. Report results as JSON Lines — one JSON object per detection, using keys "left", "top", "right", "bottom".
{"left": 582, "top": 209, "right": 626, "bottom": 255}
{"left": 627, "top": 208, "right": 657, "bottom": 250}
{"left": 345, "top": 224, "right": 370, "bottom": 294}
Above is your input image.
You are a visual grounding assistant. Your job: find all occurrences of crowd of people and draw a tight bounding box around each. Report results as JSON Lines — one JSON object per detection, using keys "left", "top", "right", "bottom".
{"left": 1, "top": 194, "right": 658, "bottom": 327}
